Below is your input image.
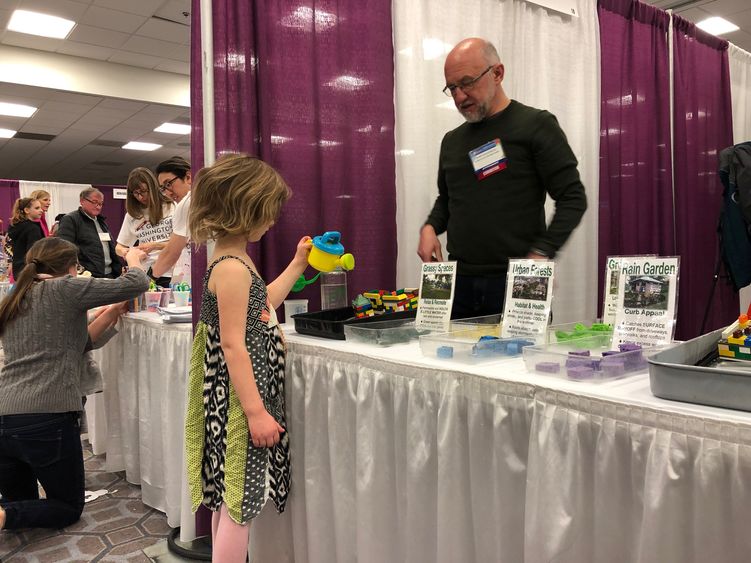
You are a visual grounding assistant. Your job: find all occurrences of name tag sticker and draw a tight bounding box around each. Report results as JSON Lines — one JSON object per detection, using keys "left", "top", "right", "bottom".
{"left": 469, "top": 139, "right": 507, "bottom": 180}
{"left": 99, "top": 232, "right": 112, "bottom": 242}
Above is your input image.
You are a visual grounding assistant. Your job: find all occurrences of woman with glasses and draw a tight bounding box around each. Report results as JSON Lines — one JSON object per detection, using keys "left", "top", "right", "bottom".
{"left": 116, "top": 168, "right": 176, "bottom": 288}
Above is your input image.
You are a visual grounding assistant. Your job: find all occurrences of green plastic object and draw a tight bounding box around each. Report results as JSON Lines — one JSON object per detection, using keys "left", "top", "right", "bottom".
{"left": 291, "top": 272, "right": 321, "bottom": 293}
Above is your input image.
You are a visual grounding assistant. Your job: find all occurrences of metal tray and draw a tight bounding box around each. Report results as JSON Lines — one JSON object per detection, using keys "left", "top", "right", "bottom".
{"left": 648, "top": 328, "right": 751, "bottom": 412}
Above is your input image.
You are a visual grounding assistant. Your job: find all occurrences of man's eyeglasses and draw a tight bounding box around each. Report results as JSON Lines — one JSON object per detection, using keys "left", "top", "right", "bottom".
{"left": 442, "top": 65, "right": 494, "bottom": 97}
{"left": 159, "top": 177, "right": 179, "bottom": 193}
{"left": 83, "top": 198, "right": 104, "bottom": 208}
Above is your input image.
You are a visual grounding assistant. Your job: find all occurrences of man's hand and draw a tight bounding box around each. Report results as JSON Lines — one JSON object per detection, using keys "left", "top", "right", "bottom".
{"left": 417, "top": 224, "right": 444, "bottom": 262}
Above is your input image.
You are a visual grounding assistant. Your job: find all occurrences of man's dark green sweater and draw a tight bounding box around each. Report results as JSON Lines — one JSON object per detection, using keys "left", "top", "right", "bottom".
{"left": 426, "top": 100, "right": 587, "bottom": 276}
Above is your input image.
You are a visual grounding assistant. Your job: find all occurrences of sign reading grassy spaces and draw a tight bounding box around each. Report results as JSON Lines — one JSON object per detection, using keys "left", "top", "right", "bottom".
{"left": 416, "top": 261, "right": 456, "bottom": 331}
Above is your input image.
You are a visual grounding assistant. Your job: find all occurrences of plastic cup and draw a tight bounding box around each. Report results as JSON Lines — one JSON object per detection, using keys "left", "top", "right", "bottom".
{"left": 173, "top": 290, "right": 190, "bottom": 307}
{"left": 144, "top": 291, "right": 162, "bottom": 312}
{"left": 284, "top": 299, "right": 308, "bottom": 321}
{"left": 159, "top": 289, "right": 171, "bottom": 307}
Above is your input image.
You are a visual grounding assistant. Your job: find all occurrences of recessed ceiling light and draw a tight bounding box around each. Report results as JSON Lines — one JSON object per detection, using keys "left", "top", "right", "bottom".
{"left": 696, "top": 17, "right": 739, "bottom": 36}
{"left": 0, "top": 102, "right": 37, "bottom": 118}
{"left": 123, "top": 141, "right": 162, "bottom": 151}
{"left": 7, "top": 9, "right": 76, "bottom": 39}
{"left": 154, "top": 122, "right": 191, "bottom": 135}
{"left": 0, "top": 129, "right": 17, "bottom": 138}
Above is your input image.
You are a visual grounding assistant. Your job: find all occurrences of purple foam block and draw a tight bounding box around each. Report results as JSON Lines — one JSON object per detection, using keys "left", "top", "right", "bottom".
{"left": 601, "top": 359, "right": 625, "bottom": 377}
{"left": 535, "top": 362, "right": 561, "bottom": 373}
{"left": 618, "top": 343, "right": 642, "bottom": 353}
{"left": 602, "top": 350, "right": 621, "bottom": 357}
{"left": 567, "top": 365, "right": 594, "bottom": 380}
{"left": 569, "top": 350, "right": 591, "bottom": 356}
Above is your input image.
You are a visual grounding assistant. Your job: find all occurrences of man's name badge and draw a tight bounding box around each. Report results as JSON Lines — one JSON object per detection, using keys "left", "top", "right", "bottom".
{"left": 469, "top": 139, "right": 507, "bottom": 180}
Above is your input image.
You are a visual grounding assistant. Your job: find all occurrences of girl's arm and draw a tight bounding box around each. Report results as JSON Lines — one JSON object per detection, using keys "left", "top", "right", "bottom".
{"left": 214, "top": 259, "right": 285, "bottom": 448}
{"left": 266, "top": 236, "right": 312, "bottom": 309}
{"left": 87, "top": 302, "right": 128, "bottom": 343}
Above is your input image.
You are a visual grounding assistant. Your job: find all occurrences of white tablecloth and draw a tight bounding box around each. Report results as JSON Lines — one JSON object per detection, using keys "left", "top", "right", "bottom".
{"left": 87, "top": 312, "right": 193, "bottom": 528}
{"left": 85, "top": 318, "right": 751, "bottom": 561}
{"left": 247, "top": 330, "right": 751, "bottom": 563}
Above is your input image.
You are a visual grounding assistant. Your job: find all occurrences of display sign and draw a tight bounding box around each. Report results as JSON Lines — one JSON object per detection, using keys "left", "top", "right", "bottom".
{"left": 501, "top": 259, "right": 555, "bottom": 342}
{"left": 603, "top": 255, "right": 656, "bottom": 325}
{"left": 113, "top": 188, "right": 127, "bottom": 200}
{"left": 415, "top": 261, "right": 456, "bottom": 331}
{"left": 612, "top": 256, "right": 679, "bottom": 348}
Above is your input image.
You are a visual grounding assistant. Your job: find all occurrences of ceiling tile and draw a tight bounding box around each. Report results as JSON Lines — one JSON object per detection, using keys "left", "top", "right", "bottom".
{"left": 136, "top": 17, "right": 189, "bottom": 44}
{"left": 107, "top": 50, "right": 161, "bottom": 70}
{"left": 164, "top": 42, "right": 190, "bottom": 62}
{"left": 51, "top": 91, "right": 102, "bottom": 105}
{"left": 18, "top": 0, "right": 90, "bottom": 21}
{"left": 68, "top": 24, "right": 129, "bottom": 49}
{"left": 728, "top": 9, "right": 751, "bottom": 30}
{"left": 80, "top": 5, "right": 147, "bottom": 34}
{"left": 699, "top": 0, "right": 751, "bottom": 17}
{"left": 119, "top": 34, "right": 180, "bottom": 57}
{"left": 155, "top": 60, "right": 189, "bottom": 75}
{"left": 92, "top": 0, "right": 160, "bottom": 17}
{"left": 57, "top": 40, "right": 114, "bottom": 60}
{"left": 97, "top": 98, "right": 148, "bottom": 112}
{"left": 19, "top": 122, "right": 66, "bottom": 135}
{"left": 674, "top": 7, "right": 713, "bottom": 22}
{"left": 2, "top": 30, "right": 63, "bottom": 52}
{"left": 154, "top": 0, "right": 190, "bottom": 26}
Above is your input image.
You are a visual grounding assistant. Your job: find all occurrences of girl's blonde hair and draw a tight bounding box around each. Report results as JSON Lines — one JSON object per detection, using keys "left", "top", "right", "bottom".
{"left": 29, "top": 189, "right": 50, "bottom": 202}
{"left": 126, "top": 167, "right": 171, "bottom": 224}
{"left": 11, "top": 197, "right": 38, "bottom": 225}
{"left": 189, "top": 154, "right": 291, "bottom": 245}
{"left": 0, "top": 237, "right": 79, "bottom": 336}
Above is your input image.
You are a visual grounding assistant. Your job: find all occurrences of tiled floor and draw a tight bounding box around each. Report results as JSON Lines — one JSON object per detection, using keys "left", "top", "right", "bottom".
{"left": 0, "top": 441, "right": 175, "bottom": 562}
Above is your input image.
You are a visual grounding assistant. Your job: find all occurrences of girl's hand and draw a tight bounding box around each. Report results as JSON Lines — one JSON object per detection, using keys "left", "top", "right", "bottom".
{"left": 125, "top": 247, "right": 146, "bottom": 269}
{"left": 292, "top": 236, "right": 312, "bottom": 268}
{"left": 246, "top": 408, "right": 285, "bottom": 448}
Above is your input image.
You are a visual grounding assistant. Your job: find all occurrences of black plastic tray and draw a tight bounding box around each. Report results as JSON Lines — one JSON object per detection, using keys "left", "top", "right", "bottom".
{"left": 291, "top": 308, "right": 416, "bottom": 340}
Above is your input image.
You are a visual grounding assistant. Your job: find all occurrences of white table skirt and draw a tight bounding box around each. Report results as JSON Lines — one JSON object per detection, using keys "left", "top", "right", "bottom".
{"left": 248, "top": 330, "right": 751, "bottom": 563}
{"left": 88, "top": 312, "right": 193, "bottom": 528}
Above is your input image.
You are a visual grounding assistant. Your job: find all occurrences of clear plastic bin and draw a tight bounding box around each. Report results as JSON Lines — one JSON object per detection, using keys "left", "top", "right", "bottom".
{"left": 523, "top": 336, "right": 650, "bottom": 382}
{"left": 420, "top": 323, "right": 535, "bottom": 364}
{"left": 547, "top": 319, "right": 613, "bottom": 345}
{"left": 343, "top": 313, "right": 503, "bottom": 347}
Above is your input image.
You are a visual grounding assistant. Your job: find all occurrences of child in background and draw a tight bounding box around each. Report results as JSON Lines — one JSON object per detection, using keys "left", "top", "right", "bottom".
{"left": 0, "top": 238, "right": 148, "bottom": 530}
{"left": 8, "top": 197, "right": 44, "bottom": 278}
{"left": 28, "top": 189, "right": 52, "bottom": 236}
{"left": 185, "top": 154, "right": 310, "bottom": 562}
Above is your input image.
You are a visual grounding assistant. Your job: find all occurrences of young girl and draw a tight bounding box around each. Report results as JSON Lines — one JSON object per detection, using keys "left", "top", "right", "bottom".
{"left": 28, "top": 189, "right": 52, "bottom": 236}
{"left": 8, "top": 197, "right": 45, "bottom": 278}
{"left": 0, "top": 237, "right": 148, "bottom": 530}
{"left": 185, "top": 154, "right": 310, "bottom": 561}
{"left": 116, "top": 167, "right": 176, "bottom": 288}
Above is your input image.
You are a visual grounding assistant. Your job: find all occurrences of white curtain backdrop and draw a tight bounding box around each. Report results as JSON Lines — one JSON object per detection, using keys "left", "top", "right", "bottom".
{"left": 19, "top": 180, "right": 91, "bottom": 228}
{"left": 393, "top": 0, "right": 600, "bottom": 323}
{"left": 727, "top": 44, "right": 751, "bottom": 311}
{"left": 729, "top": 44, "right": 751, "bottom": 145}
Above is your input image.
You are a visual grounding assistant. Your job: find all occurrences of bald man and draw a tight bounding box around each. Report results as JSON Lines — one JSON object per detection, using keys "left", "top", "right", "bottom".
{"left": 417, "top": 37, "right": 587, "bottom": 318}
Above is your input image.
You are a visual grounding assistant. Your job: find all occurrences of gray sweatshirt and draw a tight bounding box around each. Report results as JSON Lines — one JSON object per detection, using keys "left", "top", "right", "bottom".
{"left": 0, "top": 269, "right": 149, "bottom": 415}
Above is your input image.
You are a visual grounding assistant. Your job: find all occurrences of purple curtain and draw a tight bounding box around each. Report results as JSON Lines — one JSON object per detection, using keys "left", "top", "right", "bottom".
{"left": 191, "top": 0, "right": 397, "bottom": 317}
{"left": 92, "top": 184, "right": 127, "bottom": 243}
{"left": 0, "top": 179, "right": 20, "bottom": 234}
{"left": 597, "top": 0, "right": 673, "bottom": 314}
{"left": 672, "top": 15, "right": 735, "bottom": 339}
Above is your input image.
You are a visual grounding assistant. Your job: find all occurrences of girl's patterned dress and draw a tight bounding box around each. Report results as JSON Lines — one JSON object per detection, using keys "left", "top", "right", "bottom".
{"left": 185, "top": 256, "right": 290, "bottom": 524}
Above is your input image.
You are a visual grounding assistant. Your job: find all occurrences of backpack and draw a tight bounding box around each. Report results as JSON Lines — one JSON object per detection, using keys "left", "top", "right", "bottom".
{"left": 718, "top": 142, "right": 751, "bottom": 291}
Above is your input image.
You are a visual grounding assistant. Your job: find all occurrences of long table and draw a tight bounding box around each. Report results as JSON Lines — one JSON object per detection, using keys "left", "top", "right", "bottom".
{"left": 249, "top": 331, "right": 751, "bottom": 563}
{"left": 87, "top": 312, "right": 193, "bottom": 528}
{"left": 88, "top": 319, "right": 751, "bottom": 562}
